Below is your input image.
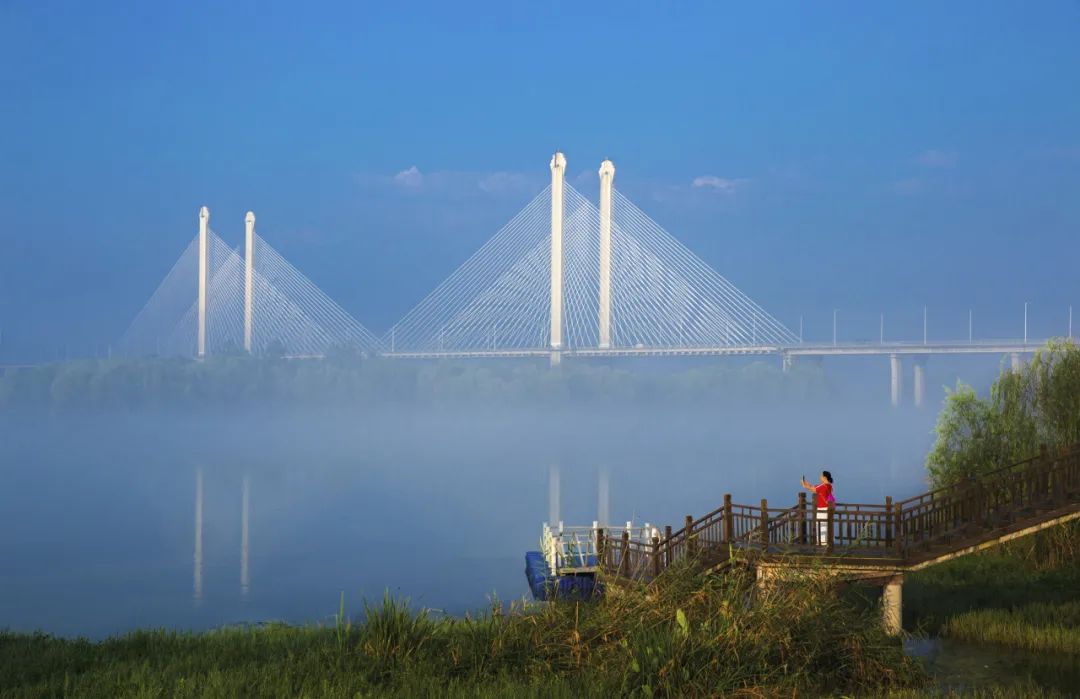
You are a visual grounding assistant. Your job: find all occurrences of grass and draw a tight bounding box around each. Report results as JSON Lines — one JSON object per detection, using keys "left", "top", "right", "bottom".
{"left": 940, "top": 601, "right": 1080, "bottom": 655}
{"left": 904, "top": 551, "right": 1080, "bottom": 635}
{"left": 0, "top": 558, "right": 925, "bottom": 698}
{"left": 884, "top": 689, "right": 1072, "bottom": 699}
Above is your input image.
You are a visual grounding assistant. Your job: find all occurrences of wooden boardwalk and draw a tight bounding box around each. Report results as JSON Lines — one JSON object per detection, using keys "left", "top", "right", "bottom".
{"left": 596, "top": 445, "right": 1080, "bottom": 633}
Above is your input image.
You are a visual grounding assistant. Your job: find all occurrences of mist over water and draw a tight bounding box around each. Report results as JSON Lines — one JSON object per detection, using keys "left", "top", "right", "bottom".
{"left": 0, "top": 358, "right": 955, "bottom": 639}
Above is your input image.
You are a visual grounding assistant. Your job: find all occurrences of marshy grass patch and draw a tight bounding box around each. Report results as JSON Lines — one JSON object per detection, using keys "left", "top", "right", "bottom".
{"left": 940, "top": 600, "right": 1080, "bottom": 655}
{"left": 0, "top": 558, "right": 925, "bottom": 698}
{"left": 905, "top": 551, "right": 1080, "bottom": 634}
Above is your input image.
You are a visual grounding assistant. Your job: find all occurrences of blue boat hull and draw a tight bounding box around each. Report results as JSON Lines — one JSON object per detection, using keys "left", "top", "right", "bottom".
{"left": 524, "top": 551, "right": 601, "bottom": 601}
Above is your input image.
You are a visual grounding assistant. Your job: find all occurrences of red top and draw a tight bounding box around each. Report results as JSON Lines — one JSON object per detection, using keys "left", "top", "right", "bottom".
{"left": 814, "top": 483, "right": 833, "bottom": 508}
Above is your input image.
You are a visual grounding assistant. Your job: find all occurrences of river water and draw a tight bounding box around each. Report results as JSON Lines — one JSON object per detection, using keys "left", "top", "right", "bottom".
{"left": 3, "top": 398, "right": 1075, "bottom": 694}
{"left": 1, "top": 401, "right": 936, "bottom": 638}
{"left": 908, "top": 638, "right": 1080, "bottom": 695}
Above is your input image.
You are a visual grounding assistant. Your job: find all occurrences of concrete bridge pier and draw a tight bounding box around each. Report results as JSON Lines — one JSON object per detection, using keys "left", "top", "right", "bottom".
{"left": 913, "top": 356, "right": 927, "bottom": 408}
{"left": 756, "top": 566, "right": 904, "bottom": 636}
{"left": 883, "top": 574, "right": 903, "bottom": 635}
{"left": 889, "top": 354, "right": 902, "bottom": 407}
{"left": 782, "top": 352, "right": 793, "bottom": 373}
{"left": 1011, "top": 352, "right": 1022, "bottom": 372}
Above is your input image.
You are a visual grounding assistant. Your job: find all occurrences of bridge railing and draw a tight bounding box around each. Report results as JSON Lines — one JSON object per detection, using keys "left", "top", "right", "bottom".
{"left": 599, "top": 444, "right": 1080, "bottom": 581}
{"left": 894, "top": 445, "right": 1080, "bottom": 557}
{"left": 543, "top": 523, "right": 656, "bottom": 575}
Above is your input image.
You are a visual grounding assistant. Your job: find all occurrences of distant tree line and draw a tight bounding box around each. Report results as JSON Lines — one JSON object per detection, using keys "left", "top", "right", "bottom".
{"left": 0, "top": 352, "right": 830, "bottom": 412}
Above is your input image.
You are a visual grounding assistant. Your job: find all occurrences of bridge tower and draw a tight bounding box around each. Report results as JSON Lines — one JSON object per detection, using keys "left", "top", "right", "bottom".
{"left": 197, "top": 206, "right": 209, "bottom": 358}
{"left": 598, "top": 160, "right": 615, "bottom": 349}
{"left": 550, "top": 152, "right": 567, "bottom": 365}
{"left": 244, "top": 211, "right": 256, "bottom": 353}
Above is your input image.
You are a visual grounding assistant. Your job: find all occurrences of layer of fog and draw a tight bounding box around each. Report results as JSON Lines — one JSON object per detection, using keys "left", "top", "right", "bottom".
{"left": 0, "top": 354, "right": 1010, "bottom": 638}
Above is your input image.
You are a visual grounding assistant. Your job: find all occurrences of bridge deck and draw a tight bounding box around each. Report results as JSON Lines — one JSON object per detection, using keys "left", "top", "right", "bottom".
{"left": 383, "top": 339, "right": 1049, "bottom": 360}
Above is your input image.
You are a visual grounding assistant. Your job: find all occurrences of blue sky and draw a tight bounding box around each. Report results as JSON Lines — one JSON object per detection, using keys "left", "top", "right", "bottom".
{"left": 2, "top": 1, "right": 1079, "bottom": 359}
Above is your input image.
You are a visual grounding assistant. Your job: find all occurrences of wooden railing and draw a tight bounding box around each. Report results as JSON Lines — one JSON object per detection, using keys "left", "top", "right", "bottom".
{"left": 600, "top": 444, "right": 1080, "bottom": 582}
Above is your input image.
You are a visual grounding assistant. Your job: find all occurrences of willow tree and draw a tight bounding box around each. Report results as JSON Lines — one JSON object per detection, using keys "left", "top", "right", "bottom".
{"left": 926, "top": 340, "right": 1080, "bottom": 566}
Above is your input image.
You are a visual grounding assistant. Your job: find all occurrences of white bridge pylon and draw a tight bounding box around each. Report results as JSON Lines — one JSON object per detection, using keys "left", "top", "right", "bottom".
{"left": 119, "top": 210, "right": 382, "bottom": 358}
{"left": 385, "top": 153, "right": 798, "bottom": 356}
{"left": 120, "top": 153, "right": 797, "bottom": 361}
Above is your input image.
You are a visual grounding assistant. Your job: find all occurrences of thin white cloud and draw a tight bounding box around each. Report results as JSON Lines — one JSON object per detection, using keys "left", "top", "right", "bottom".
{"left": 914, "top": 150, "right": 957, "bottom": 168}
{"left": 477, "top": 171, "right": 532, "bottom": 194}
{"left": 691, "top": 175, "right": 744, "bottom": 193}
{"left": 393, "top": 165, "right": 424, "bottom": 188}
{"left": 357, "top": 167, "right": 540, "bottom": 198}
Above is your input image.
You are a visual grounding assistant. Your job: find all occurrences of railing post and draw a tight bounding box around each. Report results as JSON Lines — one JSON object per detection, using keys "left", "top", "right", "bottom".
{"left": 1040, "top": 443, "right": 1050, "bottom": 503}
{"left": 974, "top": 475, "right": 987, "bottom": 529}
{"left": 826, "top": 503, "right": 834, "bottom": 554}
{"left": 797, "top": 492, "right": 807, "bottom": 545}
{"left": 596, "top": 527, "right": 605, "bottom": 569}
{"left": 685, "top": 515, "right": 696, "bottom": 558}
{"left": 723, "top": 494, "right": 733, "bottom": 544}
{"left": 894, "top": 503, "right": 903, "bottom": 558}
{"left": 618, "top": 530, "right": 630, "bottom": 577}
{"left": 884, "top": 496, "right": 893, "bottom": 549}
{"left": 759, "top": 498, "right": 769, "bottom": 551}
{"left": 651, "top": 536, "right": 661, "bottom": 579}
{"left": 1042, "top": 443, "right": 1063, "bottom": 506}
{"left": 664, "top": 525, "right": 673, "bottom": 565}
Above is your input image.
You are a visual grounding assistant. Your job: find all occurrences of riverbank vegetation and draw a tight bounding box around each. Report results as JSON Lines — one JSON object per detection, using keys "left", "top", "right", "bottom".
{"left": 941, "top": 601, "right": 1080, "bottom": 655}
{"left": 905, "top": 554, "right": 1080, "bottom": 635}
{"left": 0, "top": 559, "right": 921, "bottom": 698}
{"left": 913, "top": 340, "right": 1080, "bottom": 667}
{"left": 926, "top": 340, "right": 1079, "bottom": 568}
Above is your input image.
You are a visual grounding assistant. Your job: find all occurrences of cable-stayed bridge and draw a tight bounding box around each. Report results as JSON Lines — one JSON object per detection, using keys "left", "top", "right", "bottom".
{"left": 120, "top": 210, "right": 382, "bottom": 358}
{"left": 118, "top": 152, "right": 1061, "bottom": 406}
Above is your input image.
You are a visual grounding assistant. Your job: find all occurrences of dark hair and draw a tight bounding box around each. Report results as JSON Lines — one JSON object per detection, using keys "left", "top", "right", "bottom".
{"left": 822, "top": 470, "right": 833, "bottom": 484}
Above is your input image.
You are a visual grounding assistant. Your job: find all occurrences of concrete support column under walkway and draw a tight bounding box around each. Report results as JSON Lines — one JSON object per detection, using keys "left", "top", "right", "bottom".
{"left": 1011, "top": 352, "right": 1022, "bottom": 372}
{"left": 754, "top": 564, "right": 906, "bottom": 635}
{"left": 883, "top": 574, "right": 903, "bottom": 636}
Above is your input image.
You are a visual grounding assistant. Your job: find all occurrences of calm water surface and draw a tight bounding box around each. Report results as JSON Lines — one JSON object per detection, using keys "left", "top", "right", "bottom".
{"left": 908, "top": 637, "right": 1080, "bottom": 696}
{"left": 2, "top": 403, "right": 935, "bottom": 638}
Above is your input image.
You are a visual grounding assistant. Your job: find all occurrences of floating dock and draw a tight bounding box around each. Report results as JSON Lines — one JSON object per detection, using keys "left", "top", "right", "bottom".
{"left": 525, "top": 522, "right": 657, "bottom": 601}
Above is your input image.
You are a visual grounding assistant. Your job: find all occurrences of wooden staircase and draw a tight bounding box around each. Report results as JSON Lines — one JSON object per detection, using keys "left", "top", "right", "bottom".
{"left": 598, "top": 444, "right": 1080, "bottom": 584}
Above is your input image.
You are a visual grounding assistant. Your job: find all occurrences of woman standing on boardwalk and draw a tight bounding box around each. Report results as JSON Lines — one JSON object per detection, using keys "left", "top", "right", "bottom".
{"left": 801, "top": 471, "right": 835, "bottom": 545}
